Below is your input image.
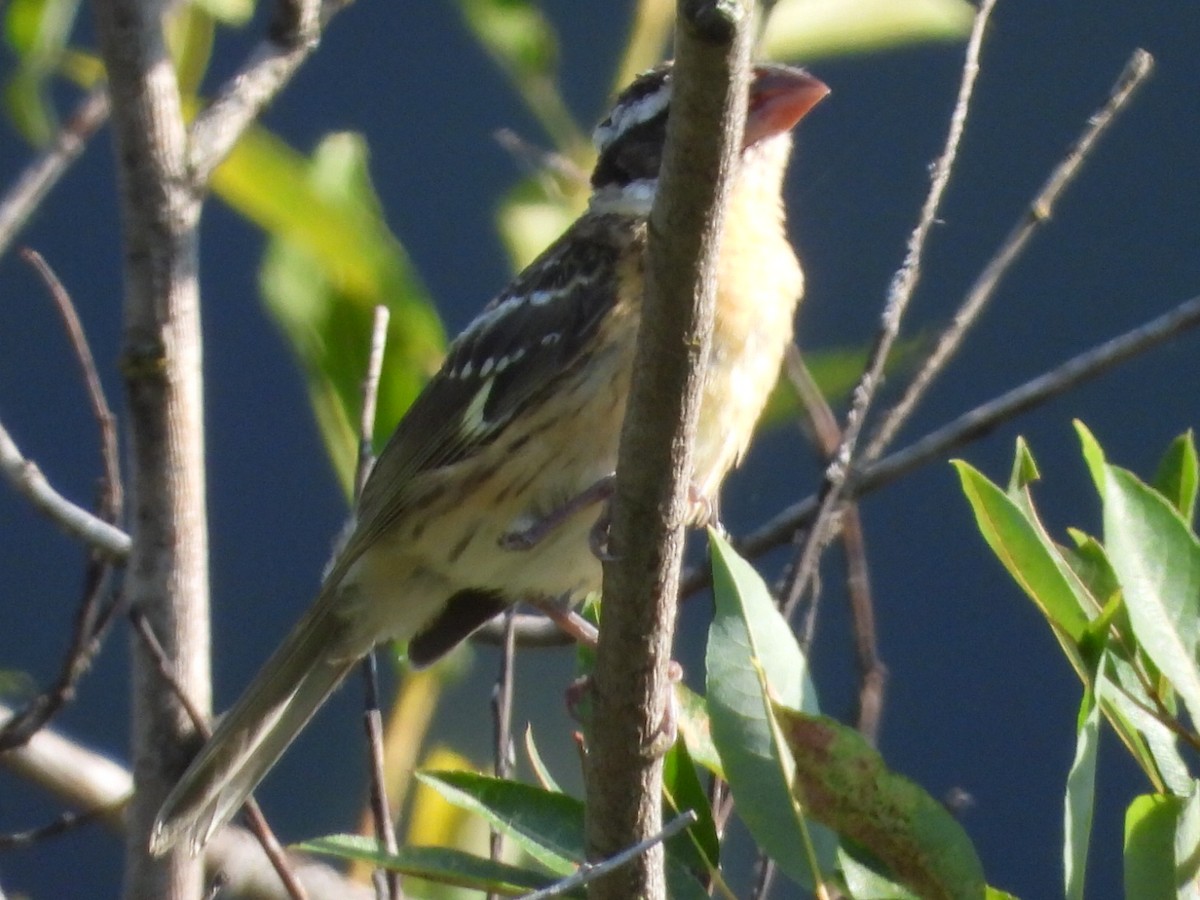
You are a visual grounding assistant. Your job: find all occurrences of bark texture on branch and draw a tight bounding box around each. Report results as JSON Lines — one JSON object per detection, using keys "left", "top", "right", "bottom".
{"left": 584, "top": 2, "right": 755, "bottom": 898}
{"left": 89, "top": 0, "right": 211, "bottom": 896}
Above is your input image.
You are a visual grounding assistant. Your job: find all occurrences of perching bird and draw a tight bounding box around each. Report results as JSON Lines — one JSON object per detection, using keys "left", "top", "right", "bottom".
{"left": 151, "top": 62, "right": 828, "bottom": 856}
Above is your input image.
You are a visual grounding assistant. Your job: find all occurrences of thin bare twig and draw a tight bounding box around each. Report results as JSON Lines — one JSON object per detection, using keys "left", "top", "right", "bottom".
{"left": 21, "top": 249, "right": 123, "bottom": 514}
{"left": 863, "top": 48, "right": 1156, "bottom": 468}
{"left": 187, "top": 0, "right": 345, "bottom": 186}
{"left": 353, "top": 306, "right": 400, "bottom": 900}
{"left": 0, "top": 420, "right": 131, "bottom": 559}
{"left": 0, "top": 802, "right": 113, "bottom": 850}
{"left": 0, "top": 87, "right": 110, "bottom": 260}
{"left": 524, "top": 811, "right": 698, "bottom": 900}
{"left": 0, "top": 251, "right": 126, "bottom": 751}
{"left": 780, "top": 0, "right": 998, "bottom": 621}
{"left": 0, "top": 701, "right": 370, "bottom": 898}
{"left": 130, "top": 610, "right": 310, "bottom": 900}
{"left": 357, "top": 306, "right": 390, "bottom": 497}
{"left": 783, "top": 346, "right": 885, "bottom": 743}
{"left": 722, "top": 290, "right": 1200, "bottom": 571}
{"left": 487, "top": 608, "right": 518, "bottom": 900}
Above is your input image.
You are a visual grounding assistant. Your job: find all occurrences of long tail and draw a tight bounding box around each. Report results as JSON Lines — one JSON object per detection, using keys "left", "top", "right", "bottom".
{"left": 150, "top": 597, "right": 359, "bottom": 856}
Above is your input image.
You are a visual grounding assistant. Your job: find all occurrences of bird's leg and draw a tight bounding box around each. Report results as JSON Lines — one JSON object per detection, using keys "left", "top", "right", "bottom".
{"left": 527, "top": 596, "right": 599, "bottom": 648}
{"left": 498, "top": 474, "right": 615, "bottom": 551}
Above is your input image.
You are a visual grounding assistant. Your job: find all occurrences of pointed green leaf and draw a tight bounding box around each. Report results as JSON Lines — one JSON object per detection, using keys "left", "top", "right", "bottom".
{"left": 523, "top": 726, "right": 562, "bottom": 794}
{"left": 1153, "top": 430, "right": 1198, "bottom": 525}
{"left": 223, "top": 131, "right": 446, "bottom": 493}
{"left": 416, "top": 771, "right": 580, "bottom": 874}
{"left": 662, "top": 737, "right": 720, "bottom": 874}
{"left": 954, "top": 461, "right": 1090, "bottom": 641}
{"left": 299, "top": 835, "right": 565, "bottom": 896}
{"left": 1073, "top": 420, "right": 1108, "bottom": 499}
{"left": 706, "top": 530, "right": 836, "bottom": 890}
{"left": 1065, "top": 683, "right": 1100, "bottom": 900}
{"left": 1104, "top": 466, "right": 1200, "bottom": 727}
{"left": 763, "top": 0, "right": 974, "bottom": 63}
{"left": 1125, "top": 794, "right": 1181, "bottom": 900}
{"left": 673, "top": 681, "right": 722, "bottom": 778}
{"left": 1007, "top": 438, "right": 1041, "bottom": 493}
{"left": 772, "top": 704, "right": 986, "bottom": 900}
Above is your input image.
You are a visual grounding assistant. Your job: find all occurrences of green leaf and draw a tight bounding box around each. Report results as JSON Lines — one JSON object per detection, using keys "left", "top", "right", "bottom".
{"left": 760, "top": 340, "right": 923, "bottom": 431}
{"left": 1104, "top": 466, "right": 1200, "bottom": 727}
{"left": 414, "top": 771, "right": 709, "bottom": 900}
{"left": 954, "top": 461, "right": 1090, "bottom": 642}
{"left": 222, "top": 131, "right": 445, "bottom": 493}
{"left": 763, "top": 0, "right": 974, "bottom": 63}
{"left": 1098, "top": 654, "right": 1191, "bottom": 797}
{"left": 673, "top": 681, "right": 722, "bottom": 778}
{"left": 771, "top": 704, "right": 986, "bottom": 900}
{"left": 1064, "top": 683, "right": 1101, "bottom": 900}
{"left": 662, "top": 737, "right": 720, "bottom": 874}
{"left": 1177, "top": 783, "right": 1200, "bottom": 897}
{"left": 1153, "top": 430, "right": 1198, "bottom": 525}
{"left": 495, "top": 176, "right": 585, "bottom": 272}
{"left": 523, "top": 725, "right": 562, "bottom": 794}
{"left": 706, "top": 529, "right": 836, "bottom": 890}
{"left": 1073, "top": 420, "right": 1108, "bottom": 500}
{"left": 453, "top": 0, "right": 585, "bottom": 153}
{"left": 3, "top": 0, "right": 78, "bottom": 144}
{"left": 1007, "top": 438, "right": 1041, "bottom": 493}
{"left": 189, "top": 0, "right": 252, "bottom": 25}
{"left": 299, "top": 835, "right": 565, "bottom": 896}
{"left": 416, "top": 772, "right": 580, "bottom": 874}
{"left": 1125, "top": 794, "right": 1182, "bottom": 900}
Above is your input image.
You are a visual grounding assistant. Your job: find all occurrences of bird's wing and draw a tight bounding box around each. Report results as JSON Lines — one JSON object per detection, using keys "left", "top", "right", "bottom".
{"left": 334, "top": 215, "right": 642, "bottom": 579}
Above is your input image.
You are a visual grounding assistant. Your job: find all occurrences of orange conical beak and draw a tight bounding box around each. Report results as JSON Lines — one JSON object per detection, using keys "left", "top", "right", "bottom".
{"left": 745, "top": 64, "right": 830, "bottom": 147}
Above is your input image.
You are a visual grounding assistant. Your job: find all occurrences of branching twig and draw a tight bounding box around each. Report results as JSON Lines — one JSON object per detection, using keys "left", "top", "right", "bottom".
{"left": 0, "top": 251, "right": 126, "bottom": 752}
{"left": 718, "top": 290, "right": 1200, "bottom": 573}
{"left": 0, "top": 87, "right": 110, "bottom": 260}
{"left": 0, "top": 702, "right": 372, "bottom": 899}
{"left": 780, "top": 0, "right": 998, "bottom": 622}
{"left": 187, "top": 0, "right": 345, "bottom": 186}
{"left": 0, "top": 804, "right": 113, "bottom": 849}
{"left": 862, "top": 48, "right": 1156, "bottom": 467}
{"left": 784, "top": 346, "right": 885, "bottom": 743}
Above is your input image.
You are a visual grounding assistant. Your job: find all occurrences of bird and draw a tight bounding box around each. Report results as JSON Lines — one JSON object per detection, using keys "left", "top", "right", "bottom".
{"left": 150, "top": 61, "right": 829, "bottom": 856}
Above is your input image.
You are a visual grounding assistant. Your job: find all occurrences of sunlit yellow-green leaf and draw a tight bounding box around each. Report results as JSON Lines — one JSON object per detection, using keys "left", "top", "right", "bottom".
{"left": 166, "top": 3, "right": 214, "bottom": 98}
{"left": 190, "top": 0, "right": 254, "bottom": 26}
{"left": 454, "top": 0, "right": 586, "bottom": 152}
{"left": 215, "top": 130, "right": 445, "bottom": 493}
{"left": 495, "top": 174, "right": 587, "bottom": 271}
{"left": 763, "top": 0, "right": 974, "bottom": 63}
{"left": 611, "top": 0, "right": 673, "bottom": 92}
{"left": 3, "top": 0, "right": 78, "bottom": 144}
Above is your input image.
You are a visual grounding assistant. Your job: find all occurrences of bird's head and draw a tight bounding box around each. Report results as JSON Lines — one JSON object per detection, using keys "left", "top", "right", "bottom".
{"left": 588, "top": 62, "right": 829, "bottom": 216}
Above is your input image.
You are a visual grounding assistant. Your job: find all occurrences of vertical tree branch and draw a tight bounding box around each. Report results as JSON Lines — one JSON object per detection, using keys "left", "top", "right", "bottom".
{"left": 88, "top": 0, "right": 210, "bottom": 896}
{"left": 584, "top": 2, "right": 754, "bottom": 897}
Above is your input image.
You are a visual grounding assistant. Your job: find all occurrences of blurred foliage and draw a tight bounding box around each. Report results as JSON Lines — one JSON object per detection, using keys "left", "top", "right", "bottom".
{"left": 957, "top": 424, "right": 1200, "bottom": 899}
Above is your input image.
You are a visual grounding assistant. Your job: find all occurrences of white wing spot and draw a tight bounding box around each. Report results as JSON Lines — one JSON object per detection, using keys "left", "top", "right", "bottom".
{"left": 461, "top": 378, "right": 495, "bottom": 436}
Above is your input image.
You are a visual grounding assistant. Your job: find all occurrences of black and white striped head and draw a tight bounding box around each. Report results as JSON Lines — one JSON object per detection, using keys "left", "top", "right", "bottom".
{"left": 588, "top": 62, "right": 829, "bottom": 216}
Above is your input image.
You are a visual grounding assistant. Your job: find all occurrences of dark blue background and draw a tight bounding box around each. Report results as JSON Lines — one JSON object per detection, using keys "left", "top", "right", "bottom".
{"left": 2, "top": 1, "right": 1199, "bottom": 897}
